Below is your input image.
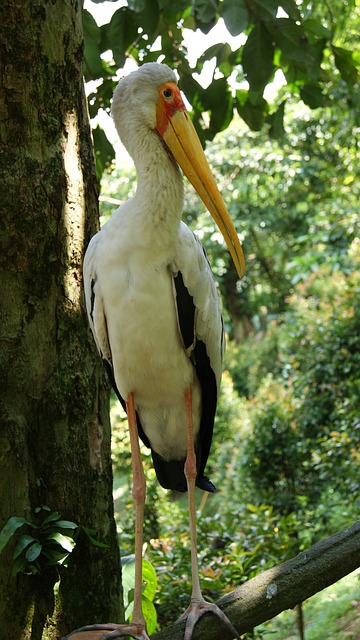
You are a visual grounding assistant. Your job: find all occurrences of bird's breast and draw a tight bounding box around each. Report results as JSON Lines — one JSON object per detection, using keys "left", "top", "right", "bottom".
{"left": 100, "top": 243, "right": 193, "bottom": 369}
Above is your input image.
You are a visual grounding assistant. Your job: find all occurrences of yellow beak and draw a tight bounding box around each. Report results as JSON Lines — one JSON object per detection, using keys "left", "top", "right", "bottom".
{"left": 161, "top": 109, "right": 245, "bottom": 279}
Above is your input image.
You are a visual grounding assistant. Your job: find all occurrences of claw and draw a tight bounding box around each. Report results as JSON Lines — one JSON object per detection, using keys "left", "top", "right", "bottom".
{"left": 176, "top": 599, "right": 241, "bottom": 640}
{"left": 61, "top": 623, "right": 150, "bottom": 640}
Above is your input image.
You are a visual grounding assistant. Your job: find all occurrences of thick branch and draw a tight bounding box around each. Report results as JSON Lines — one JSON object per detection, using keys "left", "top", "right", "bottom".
{"left": 151, "top": 520, "right": 360, "bottom": 640}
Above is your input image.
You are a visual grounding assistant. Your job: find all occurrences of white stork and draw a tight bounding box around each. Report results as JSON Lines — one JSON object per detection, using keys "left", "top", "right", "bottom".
{"left": 78, "top": 63, "right": 245, "bottom": 640}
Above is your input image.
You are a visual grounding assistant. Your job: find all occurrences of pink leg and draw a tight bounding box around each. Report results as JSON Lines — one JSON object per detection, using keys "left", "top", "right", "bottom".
{"left": 176, "top": 388, "right": 241, "bottom": 640}
{"left": 125, "top": 392, "right": 147, "bottom": 631}
{"left": 63, "top": 394, "right": 149, "bottom": 640}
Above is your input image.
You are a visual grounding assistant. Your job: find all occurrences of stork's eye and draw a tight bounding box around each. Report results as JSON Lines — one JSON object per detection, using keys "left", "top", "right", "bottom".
{"left": 163, "top": 88, "right": 173, "bottom": 99}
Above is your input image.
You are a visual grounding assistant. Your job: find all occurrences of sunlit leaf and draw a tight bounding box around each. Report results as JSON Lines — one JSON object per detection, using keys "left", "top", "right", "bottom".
{"left": 125, "top": 592, "right": 157, "bottom": 633}
{"left": 142, "top": 559, "right": 157, "bottom": 602}
{"left": 45, "top": 532, "right": 75, "bottom": 553}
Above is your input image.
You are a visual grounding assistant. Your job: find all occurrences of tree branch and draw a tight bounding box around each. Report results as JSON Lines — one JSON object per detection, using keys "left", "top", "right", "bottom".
{"left": 151, "top": 520, "right": 360, "bottom": 640}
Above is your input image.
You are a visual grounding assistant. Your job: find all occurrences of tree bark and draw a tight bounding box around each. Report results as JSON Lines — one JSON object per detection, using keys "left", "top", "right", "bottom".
{"left": 0, "top": 2, "right": 122, "bottom": 638}
{"left": 151, "top": 520, "right": 360, "bottom": 640}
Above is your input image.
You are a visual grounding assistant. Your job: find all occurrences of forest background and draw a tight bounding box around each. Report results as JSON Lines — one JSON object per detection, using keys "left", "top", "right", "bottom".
{"left": 0, "top": 0, "right": 359, "bottom": 639}
{"left": 86, "top": 0, "right": 360, "bottom": 636}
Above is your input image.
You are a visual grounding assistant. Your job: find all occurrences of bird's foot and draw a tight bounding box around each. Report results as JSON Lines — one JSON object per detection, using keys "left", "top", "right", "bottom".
{"left": 176, "top": 598, "right": 241, "bottom": 640}
{"left": 61, "top": 622, "right": 150, "bottom": 640}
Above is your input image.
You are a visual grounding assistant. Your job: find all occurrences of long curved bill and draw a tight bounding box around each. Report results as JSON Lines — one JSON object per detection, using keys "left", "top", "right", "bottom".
{"left": 161, "top": 109, "right": 245, "bottom": 279}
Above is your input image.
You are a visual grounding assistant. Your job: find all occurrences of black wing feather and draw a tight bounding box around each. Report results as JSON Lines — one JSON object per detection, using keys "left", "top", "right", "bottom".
{"left": 151, "top": 271, "right": 218, "bottom": 493}
{"left": 91, "top": 275, "right": 218, "bottom": 494}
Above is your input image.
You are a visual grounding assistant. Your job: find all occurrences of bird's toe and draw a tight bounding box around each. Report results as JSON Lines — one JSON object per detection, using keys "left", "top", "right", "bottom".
{"left": 176, "top": 599, "right": 241, "bottom": 640}
{"left": 61, "top": 622, "right": 150, "bottom": 640}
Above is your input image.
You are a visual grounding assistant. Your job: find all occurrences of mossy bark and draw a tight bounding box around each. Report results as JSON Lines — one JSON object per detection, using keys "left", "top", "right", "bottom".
{"left": 0, "top": 1, "right": 123, "bottom": 638}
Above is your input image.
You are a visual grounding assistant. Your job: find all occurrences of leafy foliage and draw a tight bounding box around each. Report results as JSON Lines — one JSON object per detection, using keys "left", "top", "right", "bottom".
{"left": 121, "top": 555, "right": 158, "bottom": 633}
{"left": 0, "top": 507, "right": 109, "bottom": 576}
{"left": 84, "top": 0, "right": 360, "bottom": 176}
{"left": 91, "top": 1, "right": 360, "bottom": 632}
{"left": 0, "top": 507, "right": 77, "bottom": 575}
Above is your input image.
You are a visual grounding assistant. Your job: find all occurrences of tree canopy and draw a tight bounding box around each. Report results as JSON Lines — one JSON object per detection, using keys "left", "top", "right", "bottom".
{"left": 83, "top": 0, "right": 359, "bottom": 172}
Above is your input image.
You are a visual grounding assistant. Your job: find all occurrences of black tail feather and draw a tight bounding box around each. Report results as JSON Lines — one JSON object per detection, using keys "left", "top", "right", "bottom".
{"left": 152, "top": 450, "right": 216, "bottom": 493}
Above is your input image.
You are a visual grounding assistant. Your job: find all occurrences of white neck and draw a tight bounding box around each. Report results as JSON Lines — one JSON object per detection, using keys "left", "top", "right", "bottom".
{"left": 130, "top": 129, "right": 184, "bottom": 246}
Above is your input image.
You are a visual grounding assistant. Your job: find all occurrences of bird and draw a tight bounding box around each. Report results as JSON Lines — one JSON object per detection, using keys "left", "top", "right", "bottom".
{"left": 73, "top": 62, "right": 245, "bottom": 640}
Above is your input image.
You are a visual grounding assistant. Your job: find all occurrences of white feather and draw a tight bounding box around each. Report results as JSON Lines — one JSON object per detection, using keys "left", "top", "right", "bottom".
{"left": 83, "top": 63, "right": 224, "bottom": 463}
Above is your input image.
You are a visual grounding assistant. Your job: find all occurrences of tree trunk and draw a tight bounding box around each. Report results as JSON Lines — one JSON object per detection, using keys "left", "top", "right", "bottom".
{"left": 0, "top": 2, "right": 123, "bottom": 638}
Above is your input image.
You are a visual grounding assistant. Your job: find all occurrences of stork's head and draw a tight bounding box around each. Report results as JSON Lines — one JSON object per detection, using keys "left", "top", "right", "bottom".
{"left": 111, "top": 63, "right": 245, "bottom": 279}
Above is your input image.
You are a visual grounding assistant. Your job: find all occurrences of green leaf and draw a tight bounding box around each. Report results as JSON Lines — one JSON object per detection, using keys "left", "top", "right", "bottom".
{"left": 80, "top": 526, "right": 97, "bottom": 537}
{"left": 242, "top": 24, "right": 275, "bottom": 92}
{"left": 127, "top": 595, "right": 158, "bottom": 634}
{"left": 122, "top": 558, "right": 157, "bottom": 634}
{"left": 0, "top": 516, "right": 34, "bottom": 554}
{"left": 83, "top": 9, "right": 105, "bottom": 80}
{"left": 12, "top": 554, "right": 32, "bottom": 576}
{"left": 279, "top": 0, "right": 301, "bottom": 21}
{"left": 199, "top": 42, "right": 233, "bottom": 76}
{"left": 268, "top": 101, "right": 286, "bottom": 139}
{"left": 269, "top": 19, "right": 312, "bottom": 63}
{"left": 135, "top": 0, "right": 159, "bottom": 39}
{"left": 87, "top": 535, "right": 109, "bottom": 549}
{"left": 300, "top": 83, "right": 328, "bottom": 109}
{"left": 236, "top": 92, "right": 269, "bottom": 130}
{"left": 198, "top": 78, "right": 234, "bottom": 138}
{"left": 252, "top": 0, "right": 278, "bottom": 20}
{"left": 142, "top": 559, "right": 157, "bottom": 602}
{"left": 52, "top": 520, "right": 78, "bottom": 531}
{"left": 303, "top": 18, "right": 331, "bottom": 39}
{"left": 332, "top": 46, "right": 359, "bottom": 87}
{"left": 42, "top": 511, "right": 62, "bottom": 525}
{"left": 128, "top": 0, "right": 146, "bottom": 10}
{"left": 93, "top": 126, "right": 116, "bottom": 180}
{"left": 25, "top": 541, "right": 42, "bottom": 562}
{"left": 192, "top": 0, "right": 217, "bottom": 23}
{"left": 121, "top": 555, "right": 135, "bottom": 608}
{"left": 13, "top": 535, "right": 37, "bottom": 560}
{"left": 34, "top": 505, "right": 51, "bottom": 514}
{"left": 102, "top": 8, "right": 128, "bottom": 68}
{"left": 45, "top": 532, "right": 75, "bottom": 553}
{"left": 43, "top": 549, "right": 70, "bottom": 565}
{"left": 78, "top": 525, "right": 108, "bottom": 548}
{"left": 222, "top": 0, "right": 248, "bottom": 37}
